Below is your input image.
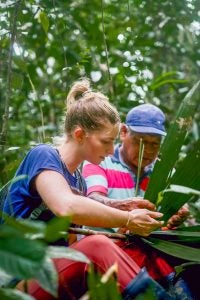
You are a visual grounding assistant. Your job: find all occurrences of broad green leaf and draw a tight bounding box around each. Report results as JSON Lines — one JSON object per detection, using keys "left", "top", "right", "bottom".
{"left": 151, "top": 71, "right": 181, "bottom": 84}
{"left": 0, "top": 225, "right": 23, "bottom": 239}
{"left": 166, "top": 185, "right": 200, "bottom": 196}
{"left": 13, "top": 57, "right": 27, "bottom": 72}
{"left": 150, "top": 71, "right": 189, "bottom": 90}
{"left": 142, "top": 237, "right": 200, "bottom": 262}
{"left": 37, "top": 245, "right": 90, "bottom": 296}
{"left": 0, "top": 268, "right": 13, "bottom": 288}
{"left": 44, "top": 216, "right": 71, "bottom": 243}
{"left": 1, "top": 218, "right": 46, "bottom": 239}
{"left": 46, "top": 246, "right": 90, "bottom": 264}
{"left": 145, "top": 80, "right": 200, "bottom": 204}
{"left": 149, "top": 229, "right": 200, "bottom": 243}
{"left": 175, "top": 262, "right": 200, "bottom": 276}
{"left": 0, "top": 288, "right": 34, "bottom": 300}
{"left": 0, "top": 237, "right": 45, "bottom": 279}
{"left": 157, "top": 139, "right": 200, "bottom": 221}
{"left": 177, "top": 225, "right": 200, "bottom": 232}
{"left": 38, "top": 11, "right": 49, "bottom": 34}
{"left": 5, "top": 147, "right": 21, "bottom": 152}
{"left": 35, "top": 257, "right": 58, "bottom": 297}
{"left": 150, "top": 79, "right": 188, "bottom": 90}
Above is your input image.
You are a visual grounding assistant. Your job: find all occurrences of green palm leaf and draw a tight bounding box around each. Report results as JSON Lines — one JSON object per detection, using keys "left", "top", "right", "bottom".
{"left": 0, "top": 236, "right": 45, "bottom": 279}
{"left": 143, "top": 82, "right": 200, "bottom": 262}
{"left": 142, "top": 237, "right": 200, "bottom": 262}
{"left": 149, "top": 229, "right": 200, "bottom": 243}
{"left": 145, "top": 80, "right": 200, "bottom": 207}
{"left": 157, "top": 139, "right": 200, "bottom": 221}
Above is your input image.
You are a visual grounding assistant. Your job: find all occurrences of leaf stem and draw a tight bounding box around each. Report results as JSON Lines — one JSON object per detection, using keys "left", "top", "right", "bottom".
{"left": 135, "top": 138, "right": 144, "bottom": 196}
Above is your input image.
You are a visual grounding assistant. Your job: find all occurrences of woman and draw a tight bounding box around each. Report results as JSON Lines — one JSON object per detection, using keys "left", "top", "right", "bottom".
{"left": 3, "top": 79, "right": 171, "bottom": 299}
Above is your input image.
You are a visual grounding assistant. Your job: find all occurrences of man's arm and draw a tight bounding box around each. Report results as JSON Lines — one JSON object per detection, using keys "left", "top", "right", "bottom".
{"left": 83, "top": 161, "right": 189, "bottom": 228}
{"left": 89, "top": 192, "right": 190, "bottom": 229}
{"left": 35, "top": 170, "right": 164, "bottom": 236}
{"left": 88, "top": 191, "right": 155, "bottom": 211}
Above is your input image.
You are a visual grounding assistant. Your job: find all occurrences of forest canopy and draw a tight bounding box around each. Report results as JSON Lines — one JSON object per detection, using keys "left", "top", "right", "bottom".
{"left": 0, "top": 2, "right": 200, "bottom": 298}
{"left": 0, "top": 0, "right": 200, "bottom": 184}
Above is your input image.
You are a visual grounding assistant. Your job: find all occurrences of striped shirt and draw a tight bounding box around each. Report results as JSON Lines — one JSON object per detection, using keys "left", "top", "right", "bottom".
{"left": 82, "top": 144, "right": 154, "bottom": 233}
{"left": 82, "top": 144, "right": 153, "bottom": 200}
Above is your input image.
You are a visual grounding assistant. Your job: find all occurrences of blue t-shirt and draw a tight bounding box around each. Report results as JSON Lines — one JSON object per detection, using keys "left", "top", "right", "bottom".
{"left": 2, "top": 144, "right": 86, "bottom": 223}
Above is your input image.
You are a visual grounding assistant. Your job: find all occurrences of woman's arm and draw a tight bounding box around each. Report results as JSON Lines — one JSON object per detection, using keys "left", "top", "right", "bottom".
{"left": 35, "top": 170, "right": 163, "bottom": 236}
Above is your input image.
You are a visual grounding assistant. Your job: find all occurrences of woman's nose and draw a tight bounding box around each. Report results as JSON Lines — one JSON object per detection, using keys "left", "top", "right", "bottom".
{"left": 107, "top": 144, "right": 114, "bottom": 155}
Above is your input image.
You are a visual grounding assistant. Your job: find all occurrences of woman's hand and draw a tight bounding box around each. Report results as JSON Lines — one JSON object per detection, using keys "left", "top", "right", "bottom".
{"left": 127, "top": 209, "right": 164, "bottom": 236}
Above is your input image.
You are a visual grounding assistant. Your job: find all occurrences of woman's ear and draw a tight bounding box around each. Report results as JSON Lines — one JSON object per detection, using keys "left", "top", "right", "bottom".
{"left": 73, "top": 126, "right": 86, "bottom": 144}
{"left": 120, "top": 124, "right": 128, "bottom": 141}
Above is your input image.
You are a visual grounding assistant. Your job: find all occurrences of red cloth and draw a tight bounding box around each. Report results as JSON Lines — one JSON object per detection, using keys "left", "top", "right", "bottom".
{"left": 26, "top": 235, "right": 140, "bottom": 300}
{"left": 116, "top": 240, "right": 174, "bottom": 280}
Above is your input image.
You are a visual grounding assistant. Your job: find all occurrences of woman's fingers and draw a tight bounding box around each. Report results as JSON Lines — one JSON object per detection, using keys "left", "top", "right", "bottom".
{"left": 127, "top": 209, "right": 164, "bottom": 236}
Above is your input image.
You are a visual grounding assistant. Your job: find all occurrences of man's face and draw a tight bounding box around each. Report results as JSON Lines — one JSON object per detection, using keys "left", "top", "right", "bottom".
{"left": 120, "top": 125, "right": 161, "bottom": 169}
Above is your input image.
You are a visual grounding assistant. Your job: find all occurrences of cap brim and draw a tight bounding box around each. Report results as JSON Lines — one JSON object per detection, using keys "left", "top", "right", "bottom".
{"left": 129, "top": 126, "right": 166, "bottom": 136}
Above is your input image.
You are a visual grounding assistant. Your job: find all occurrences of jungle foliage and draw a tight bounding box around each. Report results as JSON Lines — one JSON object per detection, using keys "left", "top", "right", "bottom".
{"left": 0, "top": 0, "right": 200, "bottom": 183}
{"left": 0, "top": 0, "right": 200, "bottom": 299}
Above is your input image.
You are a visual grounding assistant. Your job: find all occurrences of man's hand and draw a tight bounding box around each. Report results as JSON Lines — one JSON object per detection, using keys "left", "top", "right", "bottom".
{"left": 166, "top": 204, "right": 190, "bottom": 229}
{"left": 109, "top": 198, "right": 155, "bottom": 211}
{"left": 88, "top": 192, "right": 155, "bottom": 211}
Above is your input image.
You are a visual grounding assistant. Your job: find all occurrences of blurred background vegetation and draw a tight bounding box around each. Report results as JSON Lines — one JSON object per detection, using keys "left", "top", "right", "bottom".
{"left": 0, "top": 2, "right": 199, "bottom": 298}
{"left": 0, "top": 0, "right": 199, "bottom": 189}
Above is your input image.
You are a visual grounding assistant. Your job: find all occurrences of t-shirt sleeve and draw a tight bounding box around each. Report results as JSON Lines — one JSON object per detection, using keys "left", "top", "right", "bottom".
{"left": 21, "top": 144, "right": 64, "bottom": 191}
{"left": 82, "top": 161, "right": 108, "bottom": 196}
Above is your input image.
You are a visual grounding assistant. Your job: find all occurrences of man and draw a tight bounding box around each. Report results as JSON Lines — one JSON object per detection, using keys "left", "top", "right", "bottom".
{"left": 82, "top": 103, "right": 189, "bottom": 232}
{"left": 82, "top": 103, "right": 191, "bottom": 289}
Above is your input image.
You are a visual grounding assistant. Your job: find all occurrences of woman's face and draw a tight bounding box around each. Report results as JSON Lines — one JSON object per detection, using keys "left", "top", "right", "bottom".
{"left": 83, "top": 121, "right": 119, "bottom": 165}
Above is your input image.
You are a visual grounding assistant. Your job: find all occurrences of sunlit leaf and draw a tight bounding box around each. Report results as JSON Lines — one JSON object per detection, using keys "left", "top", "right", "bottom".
{"left": 151, "top": 71, "right": 180, "bottom": 84}
{"left": 5, "top": 147, "right": 21, "bottom": 152}
{"left": 1, "top": 218, "right": 46, "bottom": 238}
{"left": 166, "top": 185, "right": 200, "bottom": 196}
{"left": 46, "top": 246, "right": 90, "bottom": 264}
{"left": 0, "top": 268, "right": 13, "bottom": 288}
{"left": 0, "top": 288, "right": 34, "bottom": 300}
{"left": 151, "top": 79, "right": 188, "bottom": 90}
{"left": 38, "top": 11, "right": 49, "bottom": 34}
{"left": 35, "top": 257, "right": 58, "bottom": 297}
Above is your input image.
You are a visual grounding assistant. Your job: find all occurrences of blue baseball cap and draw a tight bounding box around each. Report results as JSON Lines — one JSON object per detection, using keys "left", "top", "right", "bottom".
{"left": 125, "top": 104, "right": 166, "bottom": 136}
